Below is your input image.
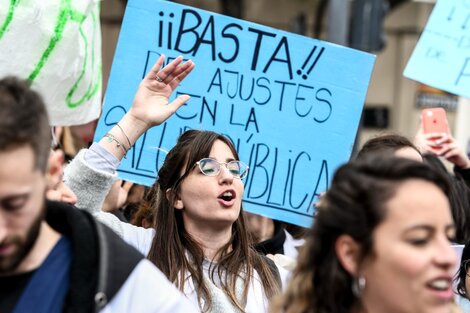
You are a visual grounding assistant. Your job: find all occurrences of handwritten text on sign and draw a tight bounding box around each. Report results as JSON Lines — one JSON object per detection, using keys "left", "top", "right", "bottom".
{"left": 95, "top": 0, "right": 375, "bottom": 227}
{"left": 404, "top": 0, "right": 470, "bottom": 99}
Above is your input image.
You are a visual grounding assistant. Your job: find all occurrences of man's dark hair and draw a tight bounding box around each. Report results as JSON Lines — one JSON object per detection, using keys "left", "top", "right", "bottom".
{"left": 0, "top": 77, "right": 51, "bottom": 172}
{"left": 356, "top": 133, "right": 421, "bottom": 160}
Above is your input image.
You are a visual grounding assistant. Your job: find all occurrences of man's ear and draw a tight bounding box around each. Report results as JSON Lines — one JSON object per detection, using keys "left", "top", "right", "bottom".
{"left": 166, "top": 188, "right": 183, "bottom": 210}
{"left": 46, "top": 149, "right": 64, "bottom": 190}
{"left": 335, "top": 234, "right": 361, "bottom": 275}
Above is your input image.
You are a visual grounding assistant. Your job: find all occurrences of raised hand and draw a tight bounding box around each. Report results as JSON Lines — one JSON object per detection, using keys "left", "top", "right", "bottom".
{"left": 128, "top": 55, "right": 195, "bottom": 129}
{"left": 100, "top": 55, "right": 195, "bottom": 160}
{"left": 414, "top": 124, "right": 470, "bottom": 169}
{"left": 430, "top": 133, "right": 470, "bottom": 169}
{"left": 413, "top": 122, "right": 441, "bottom": 154}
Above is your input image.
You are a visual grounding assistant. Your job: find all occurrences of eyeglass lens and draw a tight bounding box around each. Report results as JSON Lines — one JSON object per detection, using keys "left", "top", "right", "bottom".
{"left": 198, "top": 158, "right": 247, "bottom": 178}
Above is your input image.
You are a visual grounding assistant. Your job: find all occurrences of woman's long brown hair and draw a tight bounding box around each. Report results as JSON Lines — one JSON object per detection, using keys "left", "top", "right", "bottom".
{"left": 147, "top": 130, "right": 280, "bottom": 311}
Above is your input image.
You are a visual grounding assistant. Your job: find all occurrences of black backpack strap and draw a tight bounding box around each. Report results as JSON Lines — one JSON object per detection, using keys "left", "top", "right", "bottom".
{"left": 93, "top": 222, "right": 144, "bottom": 312}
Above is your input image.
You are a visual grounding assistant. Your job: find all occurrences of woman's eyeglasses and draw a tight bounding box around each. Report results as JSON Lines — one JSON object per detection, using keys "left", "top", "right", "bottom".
{"left": 196, "top": 158, "right": 249, "bottom": 179}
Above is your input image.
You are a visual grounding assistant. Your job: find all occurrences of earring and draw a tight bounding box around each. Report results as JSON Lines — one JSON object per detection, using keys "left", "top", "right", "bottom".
{"left": 352, "top": 275, "right": 366, "bottom": 298}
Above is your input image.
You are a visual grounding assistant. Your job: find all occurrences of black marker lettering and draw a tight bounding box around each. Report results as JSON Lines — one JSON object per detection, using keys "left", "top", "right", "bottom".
{"left": 225, "top": 70, "right": 239, "bottom": 99}
{"left": 289, "top": 152, "right": 310, "bottom": 209}
{"left": 266, "top": 148, "right": 281, "bottom": 206}
{"left": 263, "top": 36, "right": 293, "bottom": 79}
{"left": 239, "top": 75, "right": 255, "bottom": 101}
{"left": 207, "top": 68, "right": 223, "bottom": 94}
{"left": 314, "top": 88, "right": 333, "bottom": 123}
{"left": 218, "top": 23, "right": 242, "bottom": 63}
{"left": 247, "top": 144, "right": 270, "bottom": 199}
{"left": 254, "top": 77, "right": 271, "bottom": 105}
{"left": 193, "top": 15, "right": 216, "bottom": 59}
{"left": 245, "top": 108, "right": 259, "bottom": 133}
{"left": 307, "top": 160, "right": 329, "bottom": 213}
{"left": 229, "top": 104, "right": 244, "bottom": 127}
{"left": 294, "top": 84, "right": 314, "bottom": 117}
{"left": 135, "top": 131, "right": 153, "bottom": 173}
{"left": 247, "top": 27, "right": 276, "bottom": 71}
{"left": 174, "top": 9, "right": 201, "bottom": 54}
{"left": 282, "top": 157, "right": 292, "bottom": 206}
{"left": 201, "top": 97, "right": 217, "bottom": 125}
{"left": 274, "top": 80, "right": 295, "bottom": 111}
{"left": 175, "top": 93, "right": 200, "bottom": 120}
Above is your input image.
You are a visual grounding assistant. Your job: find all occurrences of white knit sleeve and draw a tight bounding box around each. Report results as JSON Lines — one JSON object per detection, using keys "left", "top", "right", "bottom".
{"left": 64, "top": 149, "right": 125, "bottom": 237}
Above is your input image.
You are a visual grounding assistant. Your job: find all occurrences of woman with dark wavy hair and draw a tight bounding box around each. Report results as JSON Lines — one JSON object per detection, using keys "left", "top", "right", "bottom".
{"left": 65, "top": 55, "right": 283, "bottom": 312}
{"left": 272, "top": 156, "right": 460, "bottom": 313}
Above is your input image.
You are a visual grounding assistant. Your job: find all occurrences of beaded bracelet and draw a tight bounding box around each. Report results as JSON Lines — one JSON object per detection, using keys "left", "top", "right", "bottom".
{"left": 104, "top": 133, "right": 129, "bottom": 158}
{"left": 116, "top": 123, "right": 132, "bottom": 148}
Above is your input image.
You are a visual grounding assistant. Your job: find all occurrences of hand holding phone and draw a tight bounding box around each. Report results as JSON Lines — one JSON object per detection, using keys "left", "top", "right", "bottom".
{"left": 421, "top": 108, "right": 449, "bottom": 135}
{"left": 419, "top": 108, "right": 450, "bottom": 155}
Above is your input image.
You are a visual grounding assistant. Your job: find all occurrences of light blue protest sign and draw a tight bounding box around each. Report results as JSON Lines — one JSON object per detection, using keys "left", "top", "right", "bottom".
{"left": 95, "top": 0, "right": 375, "bottom": 228}
{"left": 404, "top": 0, "right": 470, "bottom": 98}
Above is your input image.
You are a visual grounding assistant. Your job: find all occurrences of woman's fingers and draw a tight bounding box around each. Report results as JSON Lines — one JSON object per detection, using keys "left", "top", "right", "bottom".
{"left": 167, "top": 94, "right": 191, "bottom": 113}
{"left": 424, "top": 132, "right": 447, "bottom": 141}
{"left": 147, "top": 55, "right": 194, "bottom": 89}
{"left": 147, "top": 55, "right": 165, "bottom": 81}
{"left": 436, "top": 143, "right": 455, "bottom": 156}
{"left": 168, "top": 61, "right": 195, "bottom": 89}
{"left": 155, "top": 56, "right": 184, "bottom": 84}
{"left": 443, "top": 149, "right": 458, "bottom": 160}
{"left": 162, "top": 59, "right": 192, "bottom": 84}
{"left": 425, "top": 139, "right": 439, "bottom": 148}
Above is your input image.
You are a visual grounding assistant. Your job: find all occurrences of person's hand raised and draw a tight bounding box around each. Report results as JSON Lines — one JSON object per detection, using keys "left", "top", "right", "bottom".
{"left": 128, "top": 55, "right": 195, "bottom": 130}
{"left": 430, "top": 133, "right": 470, "bottom": 169}
{"left": 100, "top": 55, "right": 195, "bottom": 161}
{"left": 414, "top": 123, "right": 470, "bottom": 169}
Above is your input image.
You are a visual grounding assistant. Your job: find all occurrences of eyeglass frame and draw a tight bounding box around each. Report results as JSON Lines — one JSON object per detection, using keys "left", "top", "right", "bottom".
{"left": 172, "top": 157, "right": 249, "bottom": 190}
{"left": 195, "top": 158, "right": 249, "bottom": 179}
